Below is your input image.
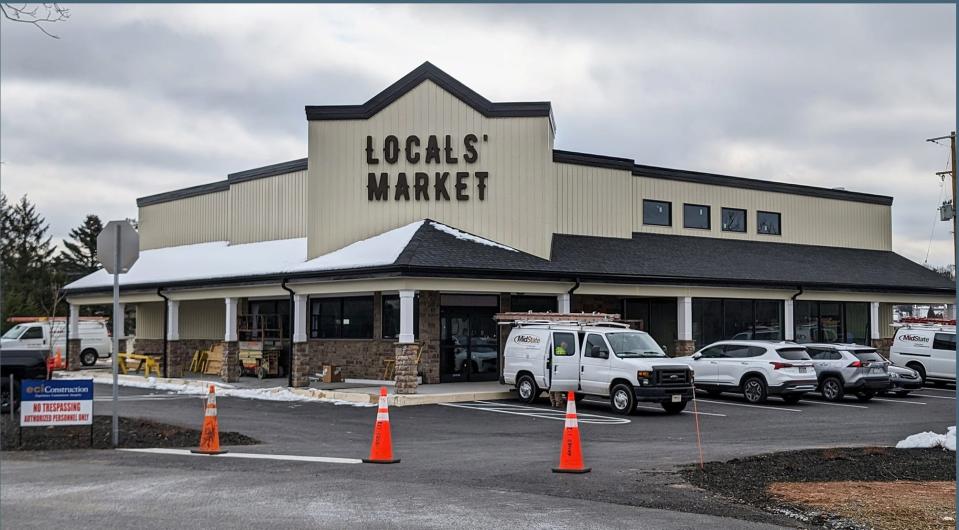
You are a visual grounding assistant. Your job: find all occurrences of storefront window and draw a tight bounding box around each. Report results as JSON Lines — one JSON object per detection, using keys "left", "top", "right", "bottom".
{"left": 310, "top": 296, "right": 373, "bottom": 339}
{"left": 623, "top": 298, "right": 677, "bottom": 354}
{"left": 643, "top": 200, "right": 672, "bottom": 226}
{"left": 382, "top": 294, "right": 419, "bottom": 339}
{"left": 692, "top": 298, "right": 784, "bottom": 347}
{"left": 683, "top": 204, "right": 711, "bottom": 229}
{"left": 721, "top": 208, "right": 746, "bottom": 232}
{"left": 511, "top": 295, "right": 557, "bottom": 313}
{"left": 793, "top": 301, "right": 871, "bottom": 345}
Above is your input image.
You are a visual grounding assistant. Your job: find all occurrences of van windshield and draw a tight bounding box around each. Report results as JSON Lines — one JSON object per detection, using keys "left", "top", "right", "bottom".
{"left": 2, "top": 325, "right": 26, "bottom": 339}
{"left": 606, "top": 332, "right": 666, "bottom": 358}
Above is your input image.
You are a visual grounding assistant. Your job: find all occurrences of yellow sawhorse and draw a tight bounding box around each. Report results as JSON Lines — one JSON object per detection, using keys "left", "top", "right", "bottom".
{"left": 117, "top": 353, "right": 161, "bottom": 378}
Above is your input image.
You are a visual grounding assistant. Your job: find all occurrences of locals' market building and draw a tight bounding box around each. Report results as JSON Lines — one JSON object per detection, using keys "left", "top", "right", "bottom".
{"left": 63, "top": 62, "right": 955, "bottom": 387}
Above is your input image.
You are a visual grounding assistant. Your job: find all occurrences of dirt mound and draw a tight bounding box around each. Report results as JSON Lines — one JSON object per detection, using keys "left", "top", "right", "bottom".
{"left": 1, "top": 415, "right": 258, "bottom": 451}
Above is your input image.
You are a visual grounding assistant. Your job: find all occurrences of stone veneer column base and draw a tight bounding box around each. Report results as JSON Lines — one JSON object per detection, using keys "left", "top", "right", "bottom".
{"left": 290, "top": 342, "right": 311, "bottom": 387}
{"left": 222, "top": 341, "right": 240, "bottom": 383}
{"left": 66, "top": 338, "right": 83, "bottom": 371}
{"left": 673, "top": 340, "right": 696, "bottom": 357}
{"left": 395, "top": 343, "right": 420, "bottom": 394}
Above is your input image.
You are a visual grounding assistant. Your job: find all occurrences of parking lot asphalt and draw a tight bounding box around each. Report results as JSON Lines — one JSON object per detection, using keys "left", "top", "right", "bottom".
{"left": 2, "top": 383, "right": 955, "bottom": 529}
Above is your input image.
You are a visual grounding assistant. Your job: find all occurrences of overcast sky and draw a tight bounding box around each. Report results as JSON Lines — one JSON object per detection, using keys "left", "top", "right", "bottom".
{"left": 1, "top": 4, "right": 955, "bottom": 266}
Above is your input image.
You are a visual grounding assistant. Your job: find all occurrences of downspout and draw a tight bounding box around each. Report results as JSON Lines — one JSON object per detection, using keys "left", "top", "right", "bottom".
{"left": 789, "top": 286, "right": 803, "bottom": 343}
{"left": 63, "top": 292, "right": 70, "bottom": 368}
{"left": 791, "top": 285, "right": 804, "bottom": 301}
{"left": 568, "top": 278, "right": 581, "bottom": 296}
{"left": 157, "top": 288, "right": 169, "bottom": 378}
{"left": 280, "top": 279, "right": 295, "bottom": 387}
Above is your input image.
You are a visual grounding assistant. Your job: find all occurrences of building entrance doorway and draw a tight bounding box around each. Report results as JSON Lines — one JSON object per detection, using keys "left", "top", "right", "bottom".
{"left": 439, "top": 295, "right": 499, "bottom": 383}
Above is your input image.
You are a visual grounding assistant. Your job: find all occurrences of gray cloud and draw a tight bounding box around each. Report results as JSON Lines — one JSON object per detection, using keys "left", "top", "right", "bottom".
{"left": 0, "top": 4, "right": 954, "bottom": 266}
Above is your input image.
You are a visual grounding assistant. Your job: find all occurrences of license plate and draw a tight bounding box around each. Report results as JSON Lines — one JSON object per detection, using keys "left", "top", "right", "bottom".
{"left": 798, "top": 367, "right": 807, "bottom": 374}
{"left": 671, "top": 394, "right": 682, "bottom": 402}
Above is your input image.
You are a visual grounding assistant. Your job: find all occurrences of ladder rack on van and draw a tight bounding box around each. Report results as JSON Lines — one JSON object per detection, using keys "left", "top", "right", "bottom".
{"left": 493, "top": 312, "right": 627, "bottom": 327}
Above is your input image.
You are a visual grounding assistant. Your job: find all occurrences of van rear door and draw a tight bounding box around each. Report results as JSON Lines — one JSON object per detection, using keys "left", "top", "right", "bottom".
{"left": 549, "top": 331, "right": 580, "bottom": 392}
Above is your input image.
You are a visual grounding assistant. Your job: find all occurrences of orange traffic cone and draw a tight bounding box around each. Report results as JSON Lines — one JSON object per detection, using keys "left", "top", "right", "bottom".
{"left": 191, "top": 385, "right": 228, "bottom": 455}
{"left": 55, "top": 349, "right": 64, "bottom": 369}
{"left": 552, "top": 391, "right": 591, "bottom": 473}
{"left": 362, "top": 387, "right": 400, "bottom": 464}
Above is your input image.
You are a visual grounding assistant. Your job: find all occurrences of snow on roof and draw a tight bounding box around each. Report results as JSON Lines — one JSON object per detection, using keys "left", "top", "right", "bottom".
{"left": 65, "top": 220, "right": 426, "bottom": 291}
{"left": 428, "top": 221, "right": 518, "bottom": 252}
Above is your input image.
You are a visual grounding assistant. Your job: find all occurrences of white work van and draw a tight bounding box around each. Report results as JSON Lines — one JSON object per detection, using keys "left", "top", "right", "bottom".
{"left": 503, "top": 321, "right": 694, "bottom": 415}
{"left": 889, "top": 324, "right": 955, "bottom": 384}
{"left": 1, "top": 320, "right": 112, "bottom": 367}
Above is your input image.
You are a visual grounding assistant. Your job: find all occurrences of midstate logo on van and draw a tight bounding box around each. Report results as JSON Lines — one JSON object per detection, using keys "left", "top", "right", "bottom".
{"left": 513, "top": 334, "right": 541, "bottom": 345}
{"left": 898, "top": 334, "right": 930, "bottom": 344}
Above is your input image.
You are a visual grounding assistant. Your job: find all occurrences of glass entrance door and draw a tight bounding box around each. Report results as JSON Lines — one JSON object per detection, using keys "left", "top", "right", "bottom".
{"left": 439, "top": 306, "right": 499, "bottom": 382}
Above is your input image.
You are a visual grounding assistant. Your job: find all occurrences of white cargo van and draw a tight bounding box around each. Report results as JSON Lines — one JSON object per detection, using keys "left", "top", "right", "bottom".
{"left": 1, "top": 320, "right": 112, "bottom": 366}
{"left": 889, "top": 324, "right": 955, "bottom": 385}
{"left": 503, "top": 320, "right": 694, "bottom": 415}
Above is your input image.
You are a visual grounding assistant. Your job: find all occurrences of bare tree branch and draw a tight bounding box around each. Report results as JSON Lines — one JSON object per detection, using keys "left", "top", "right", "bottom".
{"left": 1, "top": 3, "right": 70, "bottom": 39}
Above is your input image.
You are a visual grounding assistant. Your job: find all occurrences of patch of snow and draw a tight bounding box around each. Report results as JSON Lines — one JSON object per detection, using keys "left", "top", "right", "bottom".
{"left": 289, "top": 221, "right": 423, "bottom": 272}
{"left": 64, "top": 220, "right": 427, "bottom": 290}
{"left": 896, "top": 426, "right": 956, "bottom": 451}
{"left": 430, "top": 221, "right": 518, "bottom": 252}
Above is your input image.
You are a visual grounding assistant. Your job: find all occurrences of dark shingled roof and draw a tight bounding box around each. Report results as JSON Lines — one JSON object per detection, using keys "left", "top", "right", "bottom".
{"left": 398, "top": 222, "right": 953, "bottom": 295}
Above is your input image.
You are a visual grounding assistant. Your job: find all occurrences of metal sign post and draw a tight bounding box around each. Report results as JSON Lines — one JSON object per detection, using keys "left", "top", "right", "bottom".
{"left": 97, "top": 220, "right": 139, "bottom": 448}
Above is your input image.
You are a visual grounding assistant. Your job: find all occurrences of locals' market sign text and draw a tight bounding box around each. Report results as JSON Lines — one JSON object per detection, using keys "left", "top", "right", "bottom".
{"left": 366, "top": 134, "right": 488, "bottom": 202}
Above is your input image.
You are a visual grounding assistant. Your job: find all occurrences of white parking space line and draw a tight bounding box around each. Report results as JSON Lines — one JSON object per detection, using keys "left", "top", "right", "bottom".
{"left": 918, "top": 387, "right": 957, "bottom": 394}
{"left": 871, "top": 397, "right": 926, "bottom": 405}
{"left": 95, "top": 395, "right": 197, "bottom": 402}
{"left": 632, "top": 403, "right": 727, "bottom": 417}
{"left": 911, "top": 393, "right": 956, "bottom": 400}
{"left": 440, "top": 401, "right": 631, "bottom": 424}
{"left": 117, "top": 448, "right": 362, "bottom": 464}
{"left": 802, "top": 400, "right": 869, "bottom": 409}
{"left": 695, "top": 399, "right": 802, "bottom": 413}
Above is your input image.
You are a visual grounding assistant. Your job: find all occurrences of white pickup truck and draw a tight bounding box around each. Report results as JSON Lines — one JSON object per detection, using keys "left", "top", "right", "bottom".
{"left": 1, "top": 320, "right": 112, "bottom": 366}
{"left": 503, "top": 321, "right": 694, "bottom": 415}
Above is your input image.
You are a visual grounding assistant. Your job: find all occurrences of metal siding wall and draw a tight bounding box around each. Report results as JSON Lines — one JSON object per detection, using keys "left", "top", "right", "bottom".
{"left": 138, "top": 191, "right": 229, "bottom": 250}
{"left": 229, "top": 170, "right": 308, "bottom": 244}
{"left": 135, "top": 302, "right": 164, "bottom": 339}
{"left": 554, "top": 163, "right": 632, "bottom": 238}
{"left": 307, "top": 80, "right": 556, "bottom": 259}
{"left": 631, "top": 176, "right": 892, "bottom": 250}
{"left": 179, "top": 299, "right": 226, "bottom": 340}
{"left": 879, "top": 302, "right": 895, "bottom": 339}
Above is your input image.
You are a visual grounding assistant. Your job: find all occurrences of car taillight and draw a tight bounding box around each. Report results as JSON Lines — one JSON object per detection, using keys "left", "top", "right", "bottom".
{"left": 770, "top": 362, "right": 793, "bottom": 370}
{"left": 848, "top": 360, "right": 862, "bottom": 368}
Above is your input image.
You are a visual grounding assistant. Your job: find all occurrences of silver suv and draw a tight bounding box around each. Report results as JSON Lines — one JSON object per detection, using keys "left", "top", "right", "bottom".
{"left": 804, "top": 344, "right": 891, "bottom": 402}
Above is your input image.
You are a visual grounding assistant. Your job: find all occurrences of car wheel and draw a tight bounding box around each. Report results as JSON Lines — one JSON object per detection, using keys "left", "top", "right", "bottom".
{"left": 661, "top": 400, "right": 687, "bottom": 414}
{"left": 80, "top": 348, "right": 98, "bottom": 367}
{"left": 516, "top": 374, "right": 539, "bottom": 404}
{"left": 856, "top": 391, "right": 875, "bottom": 402}
{"left": 609, "top": 383, "right": 636, "bottom": 415}
{"left": 1, "top": 380, "right": 20, "bottom": 413}
{"left": 820, "top": 377, "right": 844, "bottom": 402}
{"left": 781, "top": 394, "right": 802, "bottom": 405}
{"left": 742, "top": 376, "right": 768, "bottom": 404}
{"left": 895, "top": 390, "right": 911, "bottom": 397}
{"left": 906, "top": 362, "right": 926, "bottom": 383}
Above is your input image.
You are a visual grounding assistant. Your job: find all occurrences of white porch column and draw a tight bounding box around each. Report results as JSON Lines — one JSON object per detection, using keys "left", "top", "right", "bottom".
{"left": 292, "top": 294, "right": 308, "bottom": 343}
{"left": 945, "top": 304, "right": 956, "bottom": 320}
{"left": 869, "top": 302, "right": 880, "bottom": 341}
{"left": 167, "top": 300, "right": 180, "bottom": 341}
{"left": 68, "top": 303, "right": 80, "bottom": 338}
{"left": 224, "top": 297, "right": 238, "bottom": 342}
{"left": 557, "top": 293, "right": 571, "bottom": 314}
{"left": 677, "top": 296, "right": 693, "bottom": 341}
{"left": 784, "top": 299, "right": 795, "bottom": 341}
{"left": 398, "top": 290, "right": 416, "bottom": 344}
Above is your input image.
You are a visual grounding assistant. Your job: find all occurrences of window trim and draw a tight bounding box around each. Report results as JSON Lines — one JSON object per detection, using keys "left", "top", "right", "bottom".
{"left": 309, "top": 295, "right": 374, "bottom": 340}
{"left": 683, "top": 203, "right": 711, "bottom": 230}
{"left": 756, "top": 210, "right": 782, "bottom": 236}
{"left": 720, "top": 207, "right": 747, "bottom": 233}
{"left": 642, "top": 199, "right": 672, "bottom": 227}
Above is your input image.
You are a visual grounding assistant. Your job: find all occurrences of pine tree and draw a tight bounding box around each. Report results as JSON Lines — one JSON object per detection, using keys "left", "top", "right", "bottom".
{"left": 58, "top": 214, "right": 103, "bottom": 277}
{"left": 0, "top": 195, "right": 62, "bottom": 332}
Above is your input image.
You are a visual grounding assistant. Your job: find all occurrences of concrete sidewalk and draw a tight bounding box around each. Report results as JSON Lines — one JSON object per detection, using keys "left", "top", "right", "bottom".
{"left": 54, "top": 370, "right": 513, "bottom": 406}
